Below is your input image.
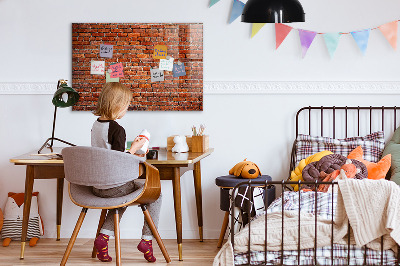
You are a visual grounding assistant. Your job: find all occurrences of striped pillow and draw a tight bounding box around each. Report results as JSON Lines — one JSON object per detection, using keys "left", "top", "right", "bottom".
{"left": 294, "top": 131, "right": 385, "bottom": 167}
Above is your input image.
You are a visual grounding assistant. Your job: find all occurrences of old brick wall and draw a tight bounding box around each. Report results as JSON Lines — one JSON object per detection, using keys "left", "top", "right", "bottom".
{"left": 72, "top": 23, "right": 203, "bottom": 111}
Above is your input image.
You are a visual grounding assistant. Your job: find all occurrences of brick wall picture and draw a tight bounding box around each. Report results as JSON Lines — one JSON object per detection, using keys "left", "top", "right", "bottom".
{"left": 72, "top": 23, "right": 203, "bottom": 111}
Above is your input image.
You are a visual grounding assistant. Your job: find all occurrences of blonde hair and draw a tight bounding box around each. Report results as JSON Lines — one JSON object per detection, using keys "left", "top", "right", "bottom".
{"left": 93, "top": 82, "right": 132, "bottom": 120}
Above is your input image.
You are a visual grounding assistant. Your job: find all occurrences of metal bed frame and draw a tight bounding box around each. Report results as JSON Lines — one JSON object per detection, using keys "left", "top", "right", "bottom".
{"left": 230, "top": 106, "right": 400, "bottom": 266}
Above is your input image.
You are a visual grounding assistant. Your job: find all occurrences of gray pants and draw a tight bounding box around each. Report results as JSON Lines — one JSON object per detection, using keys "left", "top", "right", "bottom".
{"left": 92, "top": 180, "right": 162, "bottom": 240}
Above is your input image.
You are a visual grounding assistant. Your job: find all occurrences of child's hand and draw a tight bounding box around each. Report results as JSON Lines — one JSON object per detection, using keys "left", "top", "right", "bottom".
{"left": 134, "top": 148, "right": 149, "bottom": 157}
{"left": 128, "top": 137, "right": 147, "bottom": 155}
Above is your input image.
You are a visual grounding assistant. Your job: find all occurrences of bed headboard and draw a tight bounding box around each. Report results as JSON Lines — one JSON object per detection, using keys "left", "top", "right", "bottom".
{"left": 290, "top": 106, "right": 400, "bottom": 179}
{"left": 295, "top": 106, "right": 400, "bottom": 138}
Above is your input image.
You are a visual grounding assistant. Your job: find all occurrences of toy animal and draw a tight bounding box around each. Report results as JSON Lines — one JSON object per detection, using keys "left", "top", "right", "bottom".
{"left": 229, "top": 159, "right": 261, "bottom": 179}
{"left": 1, "top": 192, "right": 43, "bottom": 247}
{"left": 348, "top": 146, "right": 391, "bottom": 180}
{"left": 172, "top": 135, "right": 189, "bottom": 153}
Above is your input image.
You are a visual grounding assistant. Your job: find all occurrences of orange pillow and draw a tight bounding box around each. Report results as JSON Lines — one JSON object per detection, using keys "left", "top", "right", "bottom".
{"left": 347, "top": 146, "right": 391, "bottom": 180}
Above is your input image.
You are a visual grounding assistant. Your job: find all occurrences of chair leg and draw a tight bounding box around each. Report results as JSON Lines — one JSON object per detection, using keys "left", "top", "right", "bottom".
{"left": 141, "top": 205, "right": 171, "bottom": 263}
{"left": 217, "top": 211, "right": 230, "bottom": 248}
{"left": 114, "top": 209, "right": 121, "bottom": 266}
{"left": 92, "top": 209, "right": 108, "bottom": 258}
{"left": 60, "top": 208, "right": 88, "bottom": 266}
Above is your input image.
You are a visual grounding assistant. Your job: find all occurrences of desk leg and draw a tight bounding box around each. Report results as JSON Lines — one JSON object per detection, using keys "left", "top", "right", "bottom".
{"left": 193, "top": 161, "right": 203, "bottom": 242}
{"left": 56, "top": 178, "right": 64, "bottom": 241}
{"left": 172, "top": 167, "right": 183, "bottom": 261}
{"left": 20, "top": 165, "right": 35, "bottom": 259}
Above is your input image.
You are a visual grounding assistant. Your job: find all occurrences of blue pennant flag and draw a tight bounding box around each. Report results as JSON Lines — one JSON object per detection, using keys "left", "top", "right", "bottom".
{"left": 229, "top": 0, "right": 245, "bottom": 24}
{"left": 323, "top": 33, "right": 341, "bottom": 58}
{"left": 209, "top": 0, "right": 220, "bottom": 7}
{"left": 351, "top": 29, "right": 371, "bottom": 55}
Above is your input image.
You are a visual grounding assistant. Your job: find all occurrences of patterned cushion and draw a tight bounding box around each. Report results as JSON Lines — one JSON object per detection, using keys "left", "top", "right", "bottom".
{"left": 295, "top": 131, "right": 385, "bottom": 166}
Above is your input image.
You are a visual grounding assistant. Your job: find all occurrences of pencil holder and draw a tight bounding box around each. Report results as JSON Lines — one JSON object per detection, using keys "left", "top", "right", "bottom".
{"left": 191, "top": 135, "right": 209, "bottom": 153}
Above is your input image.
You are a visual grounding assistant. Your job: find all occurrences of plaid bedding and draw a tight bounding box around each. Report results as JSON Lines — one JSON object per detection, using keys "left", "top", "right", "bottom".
{"left": 294, "top": 131, "right": 385, "bottom": 166}
{"left": 234, "top": 191, "right": 397, "bottom": 265}
{"left": 234, "top": 244, "right": 397, "bottom": 265}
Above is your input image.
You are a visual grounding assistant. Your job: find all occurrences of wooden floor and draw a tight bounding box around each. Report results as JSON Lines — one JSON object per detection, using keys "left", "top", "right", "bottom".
{"left": 0, "top": 239, "right": 221, "bottom": 265}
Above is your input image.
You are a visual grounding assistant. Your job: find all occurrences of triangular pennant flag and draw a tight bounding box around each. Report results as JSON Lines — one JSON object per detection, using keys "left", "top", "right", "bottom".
{"left": 275, "top": 23, "right": 293, "bottom": 49}
{"left": 323, "top": 33, "right": 341, "bottom": 58}
{"left": 209, "top": 0, "right": 220, "bottom": 7}
{"left": 298, "top": 29, "right": 317, "bottom": 58}
{"left": 351, "top": 29, "right": 370, "bottom": 55}
{"left": 251, "top": 23, "right": 266, "bottom": 38}
{"left": 378, "top": 21, "right": 397, "bottom": 50}
{"left": 229, "top": 0, "right": 245, "bottom": 24}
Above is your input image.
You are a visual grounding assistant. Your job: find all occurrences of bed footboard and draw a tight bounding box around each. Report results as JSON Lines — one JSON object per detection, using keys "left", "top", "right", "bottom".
{"left": 230, "top": 180, "right": 400, "bottom": 266}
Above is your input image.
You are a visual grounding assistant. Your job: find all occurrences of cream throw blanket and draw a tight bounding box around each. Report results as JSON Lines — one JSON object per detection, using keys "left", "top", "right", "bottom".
{"left": 213, "top": 179, "right": 400, "bottom": 266}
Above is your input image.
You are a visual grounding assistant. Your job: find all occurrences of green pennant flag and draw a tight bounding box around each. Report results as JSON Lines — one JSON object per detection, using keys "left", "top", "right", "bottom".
{"left": 323, "top": 33, "right": 341, "bottom": 58}
{"left": 209, "top": 0, "right": 220, "bottom": 7}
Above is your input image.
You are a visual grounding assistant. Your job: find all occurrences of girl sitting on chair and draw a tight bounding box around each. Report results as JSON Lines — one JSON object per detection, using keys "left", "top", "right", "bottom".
{"left": 91, "top": 82, "right": 162, "bottom": 263}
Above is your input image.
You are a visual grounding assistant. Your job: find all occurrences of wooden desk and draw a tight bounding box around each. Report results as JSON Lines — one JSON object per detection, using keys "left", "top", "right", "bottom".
{"left": 10, "top": 147, "right": 213, "bottom": 261}
{"left": 146, "top": 148, "right": 213, "bottom": 260}
{"left": 9, "top": 148, "right": 64, "bottom": 260}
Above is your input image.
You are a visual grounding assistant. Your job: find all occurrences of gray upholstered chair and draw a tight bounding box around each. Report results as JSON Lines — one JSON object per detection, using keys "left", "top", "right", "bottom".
{"left": 60, "top": 146, "right": 171, "bottom": 265}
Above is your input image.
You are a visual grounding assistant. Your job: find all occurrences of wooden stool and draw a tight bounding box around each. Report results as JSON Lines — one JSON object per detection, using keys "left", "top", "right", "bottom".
{"left": 215, "top": 175, "right": 275, "bottom": 248}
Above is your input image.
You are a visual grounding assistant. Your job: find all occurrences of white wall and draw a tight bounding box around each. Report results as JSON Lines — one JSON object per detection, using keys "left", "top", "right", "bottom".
{"left": 1, "top": 0, "right": 400, "bottom": 239}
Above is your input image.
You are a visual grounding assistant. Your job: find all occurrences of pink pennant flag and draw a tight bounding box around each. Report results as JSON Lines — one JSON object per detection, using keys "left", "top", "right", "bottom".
{"left": 275, "top": 23, "right": 293, "bottom": 49}
{"left": 298, "top": 29, "right": 317, "bottom": 58}
{"left": 378, "top": 21, "right": 398, "bottom": 50}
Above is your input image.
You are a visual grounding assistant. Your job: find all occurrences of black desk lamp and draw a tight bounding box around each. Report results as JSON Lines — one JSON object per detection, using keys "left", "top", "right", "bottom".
{"left": 38, "top": 79, "right": 80, "bottom": 154}
{"left": 241, "top": 0, "right": 305, "bottom": 23}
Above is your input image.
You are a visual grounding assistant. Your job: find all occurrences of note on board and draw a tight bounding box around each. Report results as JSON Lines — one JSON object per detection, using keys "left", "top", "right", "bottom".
{"left": 150, "top": 68, "right": 164, "bottom": 82}
{"left": 153, "top": 45, "right": 168, "bottom": 59}
{"left": 159, "top": 57, "right": 174, "bottom": 71}
{"left": 110, "top": 63, "right": 124, "bottom": 78}
{"left": 100, "top": 44, "right": 114, "bottom": 58}
{"left": 106, "top": 72, "right": 119, "bottom": 82}
{"left": 173, "top": 63, "right": 186, "bottom": 77}
{"left": 91, "top": 61, "right": 105, "bottom": 75}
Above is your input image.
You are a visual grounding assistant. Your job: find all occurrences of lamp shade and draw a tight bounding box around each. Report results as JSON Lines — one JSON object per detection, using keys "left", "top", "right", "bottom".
{"left": 241, "top": 0, "right": 305, "bottom": 23}
{"left": 52, "top": 84, "right": 80, "bottom": 108}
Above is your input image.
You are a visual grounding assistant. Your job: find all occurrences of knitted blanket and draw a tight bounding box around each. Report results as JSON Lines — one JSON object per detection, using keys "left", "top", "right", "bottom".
{"left": 213, "top": 179, "right": 400, "bottom": 266}
{"left": 335, "top": 178, "right": 400, "bottom": 251}
{"left": 213, "top": 211, "right": 339, "bottom": 266}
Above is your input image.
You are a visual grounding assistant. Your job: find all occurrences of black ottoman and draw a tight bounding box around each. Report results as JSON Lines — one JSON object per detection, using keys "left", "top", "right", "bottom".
{"left": 215, "top": 175, "right": 275, "bottom": 248}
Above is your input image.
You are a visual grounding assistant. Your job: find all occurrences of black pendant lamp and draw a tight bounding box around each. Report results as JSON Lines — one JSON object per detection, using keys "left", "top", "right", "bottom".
{"left": 242, "top": 0, "right": 305, "bottom": 23}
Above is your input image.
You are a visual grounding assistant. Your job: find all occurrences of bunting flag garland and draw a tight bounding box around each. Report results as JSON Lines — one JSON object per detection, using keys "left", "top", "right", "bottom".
{"left": 229, "top": 0, "right": 245, "bottom": 24}
{"left": 209, "top": 0, "right": 220, "bottom": 7}
{"left": 378, "top": 21, "right": 398, "bottom": 50}
{"left": 298, "top": 29, "right": 317, "bottom": 58}
{"left": 208, "top": 5, "right": 400, "bottom": 57}
{"left": 251, "top": 23, "right": 266, "bottom": 38}
{"left": 351, "top": 29, "right": 370, "bottom": 55}
{"left": 323, "top": 33, "right": 341, "bottom": 58}
{"left": 275, "top": 23, "right": 293, "bottom": 49}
